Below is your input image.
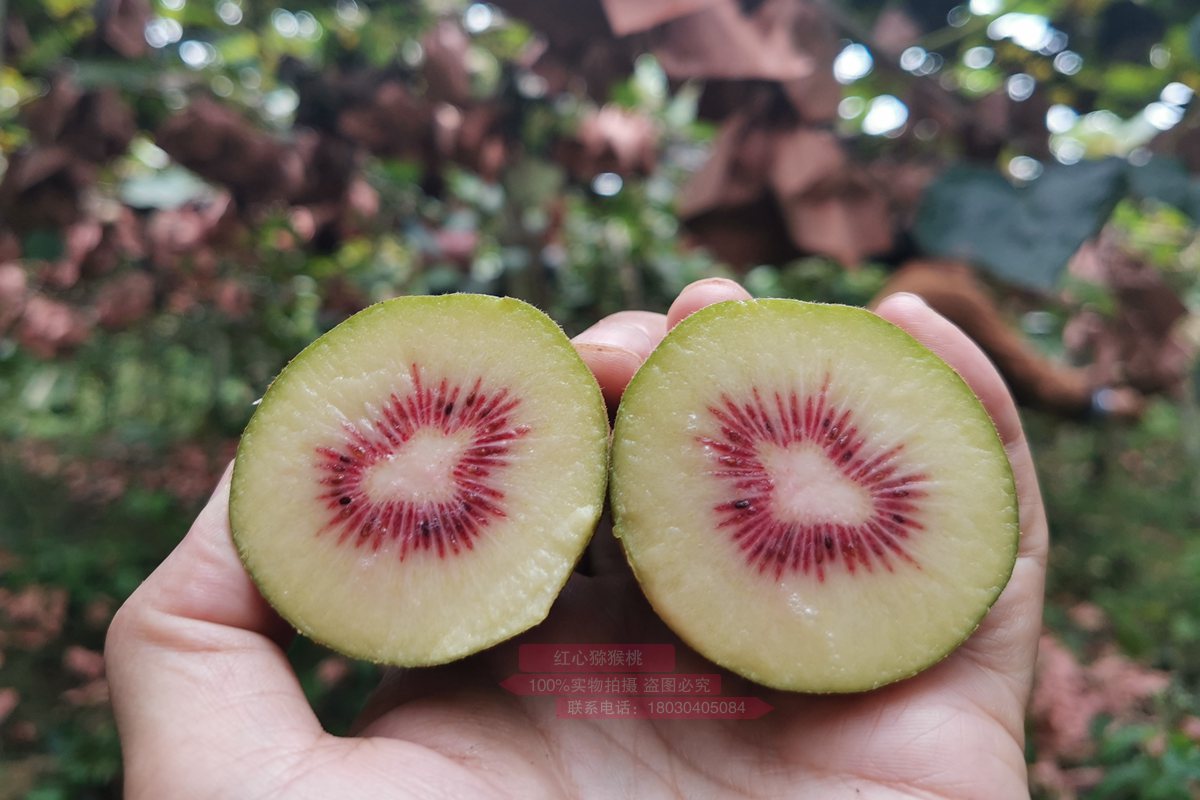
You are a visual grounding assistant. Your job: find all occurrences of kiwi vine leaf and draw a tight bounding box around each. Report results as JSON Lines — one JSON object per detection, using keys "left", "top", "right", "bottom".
{"left": 915, "top": 159, "right": 1129, "bottom": 291}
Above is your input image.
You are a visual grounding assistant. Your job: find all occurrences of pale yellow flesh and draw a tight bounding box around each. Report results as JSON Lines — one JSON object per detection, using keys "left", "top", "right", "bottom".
{"left": 231, "top": 295, "right": 608, "bottom": 666}
{"left": 611, "top": 300, "right": 1019, "bottom": 693}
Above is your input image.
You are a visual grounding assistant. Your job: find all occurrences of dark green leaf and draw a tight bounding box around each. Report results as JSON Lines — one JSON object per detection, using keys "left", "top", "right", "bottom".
{"left": 913, "top": 159, "right": 1127, "bottom": 291}
{"left": 1129, "top": 157, "right": 1198, "bottom": 219}
{"left": 22, "top": 229, "right": 64, "bottom": 260}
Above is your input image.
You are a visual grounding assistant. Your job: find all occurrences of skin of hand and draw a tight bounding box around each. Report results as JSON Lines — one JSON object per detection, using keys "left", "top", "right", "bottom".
{"left": 105, "top": 279, "right": 1047, "bottom": 799}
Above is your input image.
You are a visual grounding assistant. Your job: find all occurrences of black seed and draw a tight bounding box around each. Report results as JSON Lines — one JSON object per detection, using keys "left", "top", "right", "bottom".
{"left": 733, "top": 499, "right": 751, "bottom": 509}
{"left": 892, "top": 514, "right": 904, "bottom": 523}
{"left": 339, "top": 496, "right": 351, "bottom": 506}
{"left": 419, "top": 520, "right": 430, "bottom": 534}
{"left": 822, "top": 417, "right": 831, "bottom": 428}
{"left": 840, "top": 451, "right": 852, "bottom": 462}
{"left": 824, "top": 535, "right": 833, "bottom": 550}
{"left": 340, "top": 455, "right": 351, "bottom": 463}
{"left": 465, "top": 394, "right": 477, "bottom": 405}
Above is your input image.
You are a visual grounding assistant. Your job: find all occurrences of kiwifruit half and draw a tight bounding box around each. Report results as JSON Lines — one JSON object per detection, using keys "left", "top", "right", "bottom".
{"left": 230, "top": 294, "right": 609, "bottom": 666}
{"left": 610, "top": 299, "right": 1019, "bottom": 693}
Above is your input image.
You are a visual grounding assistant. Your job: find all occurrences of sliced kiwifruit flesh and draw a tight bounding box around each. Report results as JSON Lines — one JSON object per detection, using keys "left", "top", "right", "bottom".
{"left": 610, "top": 299, "right": 1019, "bottom": 693}
{"left": 230, "top": 294, "right": 608, "bottom": 666}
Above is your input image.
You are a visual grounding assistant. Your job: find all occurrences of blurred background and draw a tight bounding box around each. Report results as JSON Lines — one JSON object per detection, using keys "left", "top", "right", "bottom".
{"left": 0, "top": 0, "right": 1198, "bottom": 796}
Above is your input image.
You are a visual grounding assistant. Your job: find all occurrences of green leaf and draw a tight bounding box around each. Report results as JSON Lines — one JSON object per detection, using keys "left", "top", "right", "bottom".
{"left": 1130, "top": 157, "right": 1198, "bottom": 219}
{"left": 1190, "top": 15, "right": 1200, "bottom": 60}
{"left": 22, "top": 229, "right": 64, "bottom": 261}
{"left": 914, "top": 159, "right": 1127, "bottom": 291}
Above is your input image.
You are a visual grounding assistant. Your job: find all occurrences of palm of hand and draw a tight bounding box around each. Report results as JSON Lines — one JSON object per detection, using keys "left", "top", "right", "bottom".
{"left": 106, "top": 283, "right": 1045, "bottom": 799}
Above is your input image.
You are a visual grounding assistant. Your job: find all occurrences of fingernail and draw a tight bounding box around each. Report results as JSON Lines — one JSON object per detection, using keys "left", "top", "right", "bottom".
{"left": 890, "top": 291, "right": 928, "bottom": 308}
{"left": 573, "top": 320, "right": 654, "bottom": 354}
{"left": 687, "top": 277, "right": 742, "bottom": 291}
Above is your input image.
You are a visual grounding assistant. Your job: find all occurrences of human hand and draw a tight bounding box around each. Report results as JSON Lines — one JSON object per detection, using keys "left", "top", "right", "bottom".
{"left": 106, "top": 279, "right": 1046, "bottom": 798}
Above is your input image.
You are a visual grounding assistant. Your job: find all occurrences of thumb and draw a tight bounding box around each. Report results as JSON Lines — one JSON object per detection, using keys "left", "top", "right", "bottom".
{"left": 105, "top": 464, "right": 322, "bottom": 791}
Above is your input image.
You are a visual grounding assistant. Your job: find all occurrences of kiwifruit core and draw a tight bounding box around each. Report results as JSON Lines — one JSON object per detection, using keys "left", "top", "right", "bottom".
{"left": 314, "top": 365, "right": 529, "bottom": 559}
{"left": 702, "top": 382, "right": 926, "bottom": 580}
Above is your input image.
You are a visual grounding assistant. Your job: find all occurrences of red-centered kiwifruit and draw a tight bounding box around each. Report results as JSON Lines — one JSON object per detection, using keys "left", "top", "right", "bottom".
{"left": 230, "top": 294, "right": 608, "bottom": 666}
{"left": 609, "top": 299, "right": 1019, "bottom": 693}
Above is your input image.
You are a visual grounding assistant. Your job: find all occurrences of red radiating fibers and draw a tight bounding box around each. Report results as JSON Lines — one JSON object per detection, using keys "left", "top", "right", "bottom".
{"left": 698, "top": 379, "right": 927, "bottom": 581}
{"left": 315, "top": 364, "right": 530, "bottom": 558}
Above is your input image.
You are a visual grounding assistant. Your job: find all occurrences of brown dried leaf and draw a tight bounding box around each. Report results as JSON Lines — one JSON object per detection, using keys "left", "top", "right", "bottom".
{"left": 683, "top": 195, "right": 800, "bottom": 268}
{"left": 1066, "top": 234, "right": 1193, "bottom": 395}
{"left": 755, "top": 0, "right": 841, "bottom": 123}
{"left": 778, "top": 167, "right": 894, "bottom": 266}
{"left": 82, "top": 207, "right": 146, "bottom": 277}
{"left": 16, "top": 295, "right": 91, "bottom": 358}
{"left": 62, "top": 678, "right": 110, "bottom": 707}
{"left": 422, "top": 20, "right": 474, "bottom": 106}
{"left": 95, "top": 271, "right": 156, "bottom": 330}
{"left": 316, "top": 656, "right": 352, "bottom": 688}
{"left": 1150, "top": 110, "right": 1200, "bottom": 173}
{"left": 0, "top": 263, "right": 29, "bottom": 334}
{"left": 1, "top": 586, "right": 69, "bottom": 650}
{"left": 0, "top": 688, "right": 18, "bottom": 725}
{"left": 865, "top": 158, "right": 939, "bottom": 228}
{"left": 459, "top": 106, "right": 507, "bottom": 179}
{"left": 1031, "top": 633, "right": 1171, "bottom": 764}
{"left": 767, "top": 128, "right": 844, "bottom": 200}
{"left": 22, "top": 78, "right": 83, "bottom": 145}
{"left": 3, "top": 14, "right": 33, "bottom": 60}
{"left": 24, "top": 80, "right": 136, "bottom": 164}
{"left": 0, "top": 147, "right": 94, "bottom": 231}
{"left": 213, "top": 278, "right": 253, "bottom": 320}
{"left": 1031, "top": 634, "right": 1102, "bottom": 760}
{"left": 63, "top": 646, "right": 105, "bottom": 681}
{"left": 492, "top": 0, "right": 613, "bottom": 50}
{"left": 338, "top": 81, "right": 434, "bottom": 162}
{"left": 1066, "top": 601, "right": 1107, "bottom": 633}
{"left": 560, "top": 105, "right": 658, "bottom": 179}
{"left": 61, "top": 88, "right": 138, "bottom": 164}
{"left": 678, "top": 114, "right": 773, "bottom": 219}
{"left": 291, "top": 131, "right": 358, "bottom": 207}
{"left": 145, "top": 196, "right": 231, "bottom": 273}
{"left": 871, "top": 6, "right": 922, "bottom": 57}
{"left": 650, "top": 1, "right": 813, "bottom": 81}
{"left": 158, "top": 99, "right": 301, "bottom": 207}
{"left": 98, "top": 0, "right": 152, "bottom": 59}
{"left": 600, "top": 0, "right": 722, "bottom": 35}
